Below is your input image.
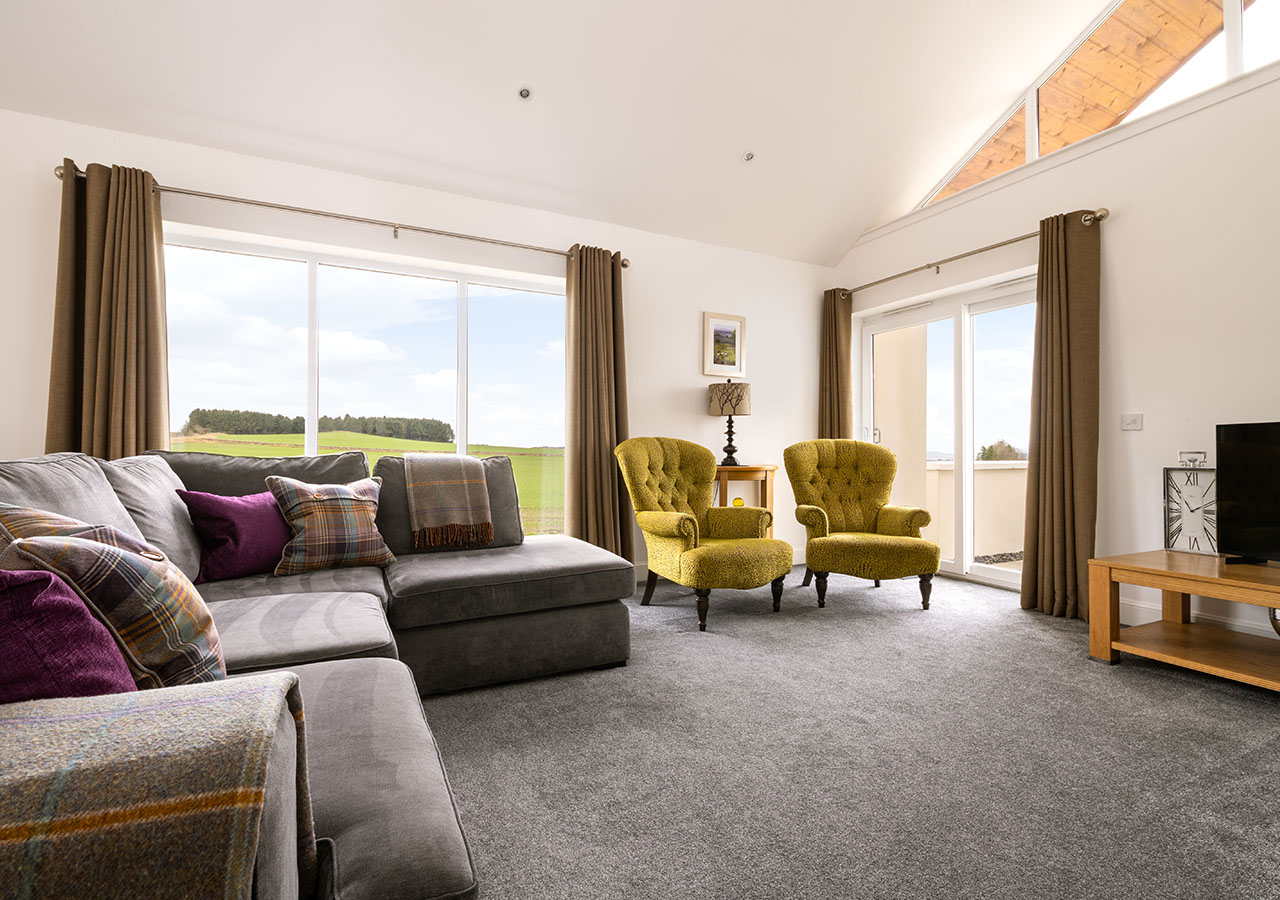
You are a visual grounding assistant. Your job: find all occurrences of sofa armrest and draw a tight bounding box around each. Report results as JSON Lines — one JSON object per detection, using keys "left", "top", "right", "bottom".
{"left": 634, "top": 511, "right": 699, "bottom": 548}
{"left": 705, "top": 506, "right": 772, "bottom": 539}
{"left": 875, "top": 505, "right": 932, "bottom": 538}
{"left": 795, "top": 505, "right": 830, "bottom": 540}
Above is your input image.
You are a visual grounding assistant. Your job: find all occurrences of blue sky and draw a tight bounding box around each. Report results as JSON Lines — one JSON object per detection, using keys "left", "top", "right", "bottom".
{"left": 165, "top": 246, "right": 566, "bottom": 448}
{"left": 924, "top": 303, "right": 1035, "bottom": 459}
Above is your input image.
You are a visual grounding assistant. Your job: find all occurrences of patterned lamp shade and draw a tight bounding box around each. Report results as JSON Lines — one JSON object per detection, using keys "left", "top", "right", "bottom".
{"left": 708, "top": 380, "right": 751, "bottom": 417}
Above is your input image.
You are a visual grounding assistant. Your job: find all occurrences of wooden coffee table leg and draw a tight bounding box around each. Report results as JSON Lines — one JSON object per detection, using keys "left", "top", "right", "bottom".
{"left": 1162, "top": 589, "right": 1191, "bottom": 623}
{"left": 1088, "top": 563, "right": 1120, "bottom": 663}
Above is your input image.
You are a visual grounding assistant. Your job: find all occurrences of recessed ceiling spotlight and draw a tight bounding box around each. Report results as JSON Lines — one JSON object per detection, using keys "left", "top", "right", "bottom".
{"left": 742, "top": 151, "right": 755, "bottom": 162}
{"left": 519, "top": 87, "right": 531, "bottom": 100}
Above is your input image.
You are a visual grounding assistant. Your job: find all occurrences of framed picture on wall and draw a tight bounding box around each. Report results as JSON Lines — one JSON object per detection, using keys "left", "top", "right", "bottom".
{"left": 703, "top": 312, "right": 746, "bottom": 378}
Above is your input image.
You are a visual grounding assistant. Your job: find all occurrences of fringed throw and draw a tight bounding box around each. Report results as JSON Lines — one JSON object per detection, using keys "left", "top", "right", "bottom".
{"left": 405, "top": 452, "right": 494, "bottom": 550}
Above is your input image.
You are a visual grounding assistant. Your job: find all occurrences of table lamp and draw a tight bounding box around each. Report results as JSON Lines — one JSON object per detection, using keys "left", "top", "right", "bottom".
{"left": 708, "top": 379, "right": 751, "bottom": 466}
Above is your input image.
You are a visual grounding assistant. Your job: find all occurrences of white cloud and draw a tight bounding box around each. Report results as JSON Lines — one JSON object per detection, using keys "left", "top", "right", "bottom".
{"left": 536, "top": 339, "right": 565, "bottom": 360}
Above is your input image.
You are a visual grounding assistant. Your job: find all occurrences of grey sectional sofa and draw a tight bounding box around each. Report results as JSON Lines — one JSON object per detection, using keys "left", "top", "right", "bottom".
{"left": 0, "top": 449, "right": 635, "bottom": 899}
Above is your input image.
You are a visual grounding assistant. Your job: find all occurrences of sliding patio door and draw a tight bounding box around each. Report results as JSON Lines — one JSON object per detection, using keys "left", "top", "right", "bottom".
{"left": 861, "top": 279, "right": 1035, "bottom": 587}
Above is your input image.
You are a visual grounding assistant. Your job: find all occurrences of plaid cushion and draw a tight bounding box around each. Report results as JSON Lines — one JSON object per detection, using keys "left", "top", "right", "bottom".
{"left": 266, "top": 475, "right": 396, "bottom": 576}
{"left": 0, "top": 530, "right": 226, "bottom": 690}
{"left": 0, "top": 501, "right": 108, "bottom": 549}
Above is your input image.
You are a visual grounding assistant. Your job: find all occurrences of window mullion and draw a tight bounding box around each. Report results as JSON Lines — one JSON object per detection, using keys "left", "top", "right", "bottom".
{"left": 305, "top": 259, "right": 319, "bottom": 456}
{"left": 1225, "top": 0, "right": 1244, "bottom": 79}
{"left": 456, "top": 281, "right": 468, "bottom": 455}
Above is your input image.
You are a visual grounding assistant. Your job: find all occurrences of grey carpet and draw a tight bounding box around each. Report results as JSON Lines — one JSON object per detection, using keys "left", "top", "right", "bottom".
{"left": 420, "top": 569, "right": 1280, "bottom": 900}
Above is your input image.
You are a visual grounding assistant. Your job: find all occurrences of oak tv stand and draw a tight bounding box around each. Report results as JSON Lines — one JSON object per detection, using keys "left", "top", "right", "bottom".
{"left": 1088, "top": 550, "right": 1280, "bottom": 692}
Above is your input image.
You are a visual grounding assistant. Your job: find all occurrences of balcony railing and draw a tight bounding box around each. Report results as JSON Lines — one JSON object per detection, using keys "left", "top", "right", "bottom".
{"left": 922, "top": 460, "right": 1028, "bottom": 566}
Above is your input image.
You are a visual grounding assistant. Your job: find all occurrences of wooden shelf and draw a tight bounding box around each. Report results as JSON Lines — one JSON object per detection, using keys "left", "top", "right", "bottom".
{"left": 1113, "top": 621, "right": 1280, "bottom": 691}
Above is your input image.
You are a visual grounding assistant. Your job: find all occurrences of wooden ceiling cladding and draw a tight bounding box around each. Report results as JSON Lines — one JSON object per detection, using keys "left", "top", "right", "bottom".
{"left": 930, "top": 106, "right": 1026, "bottom": 203}
{"left": 930, "top": 0, "right": 1253, "bottom": 204}
{"left": 1038, "top": 0, "right": 1235, "bottom": 154}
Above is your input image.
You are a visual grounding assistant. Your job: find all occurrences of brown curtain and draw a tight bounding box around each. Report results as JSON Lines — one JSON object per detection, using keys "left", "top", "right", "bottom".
{"left": 818, "top": 288, "right": 853, "bottom": 439}
{"left": 1021, "top": 211, "right": 1102, "bottom": 620}
{"left": 46, "top": 159, "right": 169, "bottom": 459}
{"left": 565, "top": 244, "right": 634, "bottom": 561}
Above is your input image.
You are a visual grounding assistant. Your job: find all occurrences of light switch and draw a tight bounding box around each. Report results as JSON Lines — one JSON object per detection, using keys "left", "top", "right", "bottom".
{"left": 1121, "top": 413, "right": 1143, "bottom": 431}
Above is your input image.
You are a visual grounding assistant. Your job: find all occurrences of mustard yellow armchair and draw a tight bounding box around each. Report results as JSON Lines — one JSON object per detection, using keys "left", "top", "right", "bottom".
{"left": 615, "top": 437, "right": 793, "bottom": 631}
{"left": 783, "top": 439, "right": 940, "bottom": 609}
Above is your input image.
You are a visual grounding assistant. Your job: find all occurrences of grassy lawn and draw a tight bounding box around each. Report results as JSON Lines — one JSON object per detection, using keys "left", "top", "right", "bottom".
{"left": 170, "top": 431, "right": 565, "bottom": 534}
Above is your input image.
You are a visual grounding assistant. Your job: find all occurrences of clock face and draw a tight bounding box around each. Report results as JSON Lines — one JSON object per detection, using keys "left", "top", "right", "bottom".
{"left": 1165, "top": 467, "right": 1217, "bottom": 554}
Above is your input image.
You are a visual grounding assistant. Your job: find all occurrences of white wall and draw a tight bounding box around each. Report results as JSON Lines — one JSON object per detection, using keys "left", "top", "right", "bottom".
{"left": 0, "top": 108, "right": 833, "bottom": 566}
{"left": 835, "top": 66, "right": 1280, "bottom": 634}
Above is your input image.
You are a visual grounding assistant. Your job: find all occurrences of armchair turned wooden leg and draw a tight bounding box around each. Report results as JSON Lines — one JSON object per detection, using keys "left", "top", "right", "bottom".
{"left": 874, "top": 579, "right": 881, "bottom": 588}
{"left": 919, "top": 574, "right": 933, "bottom": 610}
{"left": 802, "top": 567, "right": 813, "bottom": 587}
{"left": 640, "top": 570, "right": 658, "bottom": 606}
{"left": 695, "top": 589, "right": 711, "bottom": 632}
{"left": 771, "top": 576, "right": 784, "bottom": 612}
{"left": 815, "top": 573, "right": 828, "bottom": 608}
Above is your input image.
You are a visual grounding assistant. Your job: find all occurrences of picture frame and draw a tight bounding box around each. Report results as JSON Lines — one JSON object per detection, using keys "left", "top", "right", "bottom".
{"left": 703, "top": 312, "right": 746, "bottom": 378}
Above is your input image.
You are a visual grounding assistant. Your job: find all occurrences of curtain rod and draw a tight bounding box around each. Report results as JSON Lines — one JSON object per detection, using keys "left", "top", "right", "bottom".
{"left": 839, "top": 208, "right": 1108, "bottom": 297}
{"left": 53, "top": 164, "right": 630, "bottom": 268}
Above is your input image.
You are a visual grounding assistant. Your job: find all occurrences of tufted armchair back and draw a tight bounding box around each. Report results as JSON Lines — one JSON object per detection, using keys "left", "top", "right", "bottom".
{"left": 614, "top": 437, "right": 717, "bottom": 530}
{"left": 783, "top": 439, "right": 897, "bottom": 533}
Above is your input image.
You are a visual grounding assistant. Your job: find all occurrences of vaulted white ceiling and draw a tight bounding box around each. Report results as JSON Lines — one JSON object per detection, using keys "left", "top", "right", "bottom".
{"left": 0, "top": 1, "right": 1107, "bottom": 265}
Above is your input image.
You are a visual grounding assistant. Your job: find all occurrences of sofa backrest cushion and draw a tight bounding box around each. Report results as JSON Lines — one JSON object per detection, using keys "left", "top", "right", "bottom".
{"left": 373, "top": 455, "right": 525, "bottom": 556}
{"left": 0, "top": 452, "right": 144, "bottom": 540}
{"left": 0, "top": 568, "right": 138, "bottom": 703}
{"left": 96, "top": 455, "right": 203, "bottom": 581}
{"left": 148, "top": 450, "right": 370, "bottom": 497}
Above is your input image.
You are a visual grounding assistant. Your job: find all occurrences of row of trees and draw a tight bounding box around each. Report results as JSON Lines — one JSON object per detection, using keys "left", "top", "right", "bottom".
{"left": 976, "top": 440, "right": 1027, "bottom": 461}
{"left": 181, "top": 409, "right": 454, "bottom": 443}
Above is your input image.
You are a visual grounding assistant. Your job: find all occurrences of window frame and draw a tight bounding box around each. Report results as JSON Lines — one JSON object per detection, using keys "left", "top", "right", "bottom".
{"left": 163, "top": 231, "right": 566, "bottom": 458}
{"left": 858, "top": 276, "right": 1037, "bottom": 588}
{"left": 920, "top": 0, "right": 1256, "bottom": 207}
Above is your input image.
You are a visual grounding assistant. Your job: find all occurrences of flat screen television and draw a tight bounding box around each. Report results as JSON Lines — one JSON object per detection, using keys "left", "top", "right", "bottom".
{"left": 1216, "top": 422, "right": 1280, "bottom": 564}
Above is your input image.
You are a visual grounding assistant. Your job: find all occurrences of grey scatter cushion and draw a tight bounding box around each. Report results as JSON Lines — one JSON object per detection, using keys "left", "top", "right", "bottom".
{"left": 146, "top": 450, "right": 369, "bottom": 497}
{"left": 96, "top": 455, "right": 203, "bottom": 582}
{"left": 0, "top": 452, "right": 143, "bottom": 539}
{"left": 374, "top": 455, "right": 524, "bottom": 556}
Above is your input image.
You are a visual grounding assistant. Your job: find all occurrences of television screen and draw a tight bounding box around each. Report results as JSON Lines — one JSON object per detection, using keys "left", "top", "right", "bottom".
{"left": 1217, "top": 422, "right": 1280, "bottom": 563}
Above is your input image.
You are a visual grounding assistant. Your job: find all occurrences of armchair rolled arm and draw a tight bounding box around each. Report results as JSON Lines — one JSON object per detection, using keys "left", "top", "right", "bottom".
{"left": 794, "top": 504, "right": 829, "bottom": 540}
{"left": 706, "top": 505, "right": 772, "bottom": 539}
{"left": 635, "top": 510, "right": 699, "bottom": 548}
{"left": 875, "top": 505, "right": 932, "bottom": 538}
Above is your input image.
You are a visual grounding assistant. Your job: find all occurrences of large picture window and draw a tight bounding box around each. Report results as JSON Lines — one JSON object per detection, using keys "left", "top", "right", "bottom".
{"left": 165, "top": 241, "right": 566, "bottom": 534}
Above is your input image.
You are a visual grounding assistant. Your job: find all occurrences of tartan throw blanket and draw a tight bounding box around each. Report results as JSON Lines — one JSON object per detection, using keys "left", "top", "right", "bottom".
{"left": 405, "top": 452, "right": 494, "bottom": 549}
{"left": 0, "top": 672, "right": 316, "bottom": 900}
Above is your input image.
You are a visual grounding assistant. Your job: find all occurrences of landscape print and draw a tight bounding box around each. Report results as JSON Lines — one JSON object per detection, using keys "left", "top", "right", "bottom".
{"left": 703, "top": 312, "right": 745, "bottom": 377}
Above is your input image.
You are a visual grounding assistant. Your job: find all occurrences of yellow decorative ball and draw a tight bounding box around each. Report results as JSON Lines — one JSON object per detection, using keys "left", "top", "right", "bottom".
{"left": 732, "top": 497, "right": 745, "bottom": 507}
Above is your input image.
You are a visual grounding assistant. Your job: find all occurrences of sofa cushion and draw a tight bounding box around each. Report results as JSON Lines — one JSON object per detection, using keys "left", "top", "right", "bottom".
{"left": 178, "top": 489, "right": 292, "bottom": 583}
{"left": 386, "top": 534, "right": 635, "bottom": 629}
{"left": 0, "top": 452, "right": 143, "bottom": 539}
{"left": 0, "top": 568, "right": 137, "bottom": 703}
{"left": 210, "top": 592, "right": 396, "bottom": 673}
{"left": 196, "top": 566, "right": 390, "bottom": 605}
{"left": 374, "top": 455, "right": 524, "bottom": 557}
{"left": 290, "top": 658, "right": 477, "bottom": 900}
{"left": 147, "top": 450, "right": 369, "bottom": 497}
{"left": 0, "top": 530, "right": 225, "bottom": 689}
{"left": 96, "top": 455, "right": 203, "bottom": 581}
{"left": 267, "top": 475, "right": 396, "bottom": 575}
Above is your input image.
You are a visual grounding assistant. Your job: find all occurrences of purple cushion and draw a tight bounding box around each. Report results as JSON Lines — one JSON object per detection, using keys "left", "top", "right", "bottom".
{"left": 0, "top": 569, "right": 137, "bottom": 703}
{"left": 177, "top": 489, "right": 292, "bottom": 583}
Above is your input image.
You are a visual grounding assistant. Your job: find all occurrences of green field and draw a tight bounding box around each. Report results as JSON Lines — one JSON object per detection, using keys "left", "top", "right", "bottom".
{"left": 170, "top": 431, "right": 565, "bottom": 534}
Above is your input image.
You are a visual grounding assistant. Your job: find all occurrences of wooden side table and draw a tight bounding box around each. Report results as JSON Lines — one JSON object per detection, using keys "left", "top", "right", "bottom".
{"left": 715, "top": 465, "right": 777, "bottom": 537}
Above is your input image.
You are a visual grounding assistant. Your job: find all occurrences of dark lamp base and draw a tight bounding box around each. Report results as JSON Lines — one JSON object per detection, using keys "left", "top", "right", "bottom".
{"left": 719, "top": 414, "right": 742, "bottom": 467}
